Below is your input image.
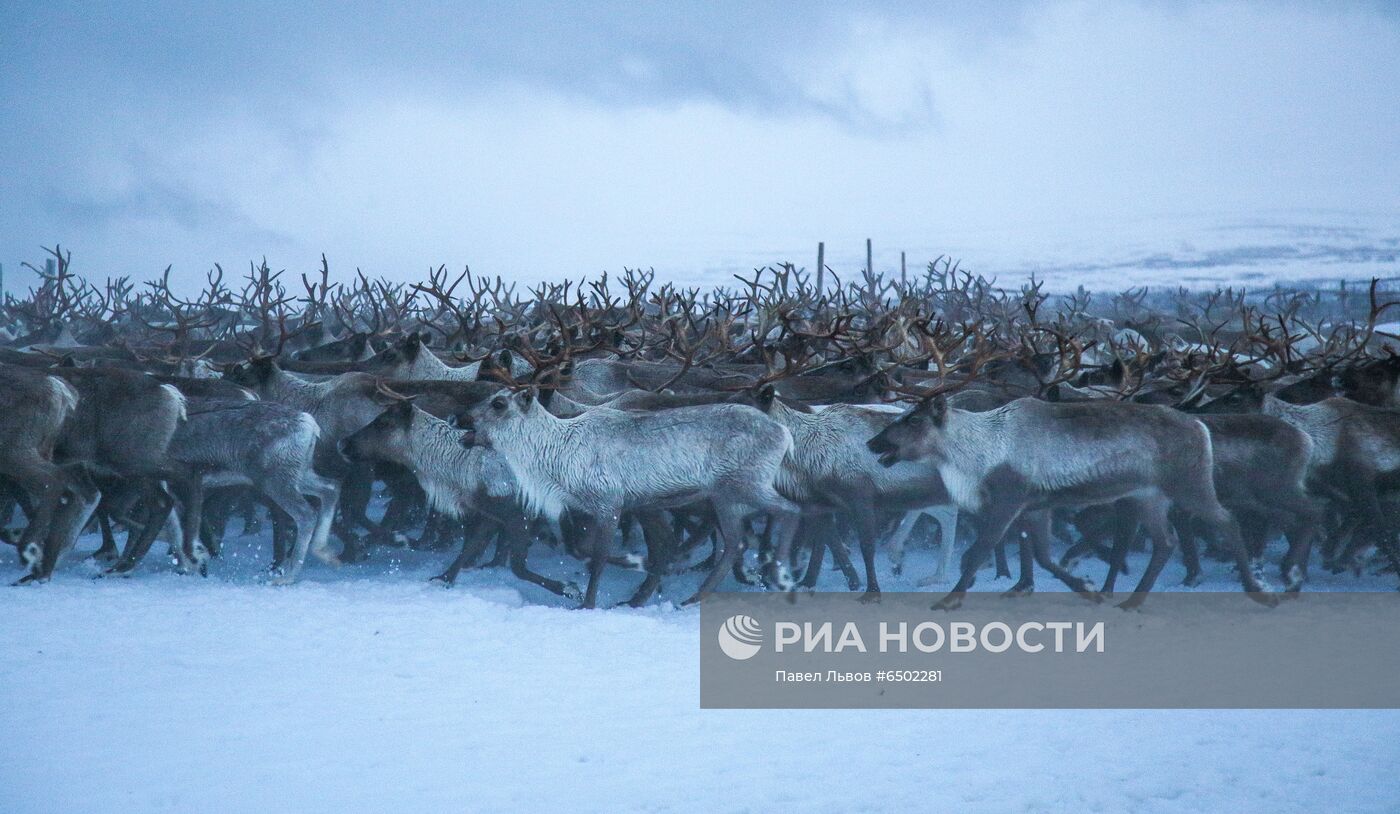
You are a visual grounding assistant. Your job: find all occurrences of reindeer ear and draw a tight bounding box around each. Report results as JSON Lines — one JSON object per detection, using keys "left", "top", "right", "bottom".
{"left": 756, "top": 383, "right": 777, "bottom": 409}
{"left": 403, "top": 332, "right": 422, "bottom": 356}
{"left": 1108, "top": 358, "right": 1125, "bottom": 385}
{"left": 497, "top": 349, "right": 513, "bottom": 370}
{"left": 517, "top": 388, "right": 535, "bottom": 409}
{"left": 929, "top": 394, "right": 948, "bottom": 426}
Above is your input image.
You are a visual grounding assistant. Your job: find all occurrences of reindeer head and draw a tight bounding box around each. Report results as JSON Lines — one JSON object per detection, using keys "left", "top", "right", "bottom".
{"left": 339, "top": 398, "right": 416, "bottom": 464}
{"left": 458, "top": 388, "right": 536, "bottom": 450}
{"left": 1334, "top": 354, "right": 1400, "bottom": 406}
{"left": 866, "top": 395, "right": 948, "bottom": 467}
{"left": 475, "top": 349, "right": 516, "bottom": 384}
{"left": 224, "top": 356, "right": 276, "bottom": 388}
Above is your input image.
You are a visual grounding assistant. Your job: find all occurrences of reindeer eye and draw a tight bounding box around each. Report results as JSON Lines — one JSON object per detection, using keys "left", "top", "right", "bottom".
{"left": 491, "top": 396, "right": 507, "bottom": 410}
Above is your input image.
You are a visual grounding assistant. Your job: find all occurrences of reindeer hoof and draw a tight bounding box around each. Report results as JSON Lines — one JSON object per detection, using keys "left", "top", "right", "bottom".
{"left": 859, "top": 590, "right": 882, "bottom": 604}
{"left": 1247, "top": 591, "right": 1280, "bottom": 608}
{"left": 429, "top": 574, "right": 456, "bottom": 588}
{"left": 931, "top": 593, "right": 964, "bottom": 611}
{"left": 1116, "top": 594, "right": 1147, "bottom": 611}
{"left": 12, "top": 573, "right": 46, "bottom": 586}
{"left": 1181, "top": 573, "right": 1204, "bottom": 588}
{"left": 1001, "top": 584, "right": 1034, "bottom": 598}
{"left": 561, "top": 582, "right": 585, "bottom": 603}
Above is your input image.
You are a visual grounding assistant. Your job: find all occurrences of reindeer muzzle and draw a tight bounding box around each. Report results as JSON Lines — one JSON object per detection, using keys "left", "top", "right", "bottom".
{"left": 866, "top": 436, "right": 899, "bottom": 468}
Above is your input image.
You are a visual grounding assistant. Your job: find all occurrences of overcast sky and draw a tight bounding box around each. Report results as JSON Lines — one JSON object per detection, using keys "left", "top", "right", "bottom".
{"left": 1, "top": 1, "right": 1397, "bottom": 291}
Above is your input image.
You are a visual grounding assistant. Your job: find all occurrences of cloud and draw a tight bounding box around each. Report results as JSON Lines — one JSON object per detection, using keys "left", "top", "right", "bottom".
{"left": 0, "top": 1, "right": 1397, "bottom": 291}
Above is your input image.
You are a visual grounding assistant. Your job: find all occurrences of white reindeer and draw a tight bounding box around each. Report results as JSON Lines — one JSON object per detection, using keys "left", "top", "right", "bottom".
{"left": 460, "top": 388, "right": 799, "bottom": 607}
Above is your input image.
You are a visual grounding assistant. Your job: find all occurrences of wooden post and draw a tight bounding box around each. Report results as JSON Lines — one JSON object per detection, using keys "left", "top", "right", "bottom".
{"left": 0, "top": 262, "right": 5, "bottom": 301}
{"left": 815, "top": 242, "right": 825, "bottom": 292}
{"left": 45, "top": 258, "right": 56, "bottom": 277}
{"left": 900, "top": 251, "right": 907, "bottom": 288}
{"left": 866, "top": 238, "right": 873, "bottom": 279}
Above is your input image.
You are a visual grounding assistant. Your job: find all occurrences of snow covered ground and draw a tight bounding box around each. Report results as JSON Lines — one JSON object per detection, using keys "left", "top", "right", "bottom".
{"left": 3, "top": 523, "right": 1399, "bottom": 813}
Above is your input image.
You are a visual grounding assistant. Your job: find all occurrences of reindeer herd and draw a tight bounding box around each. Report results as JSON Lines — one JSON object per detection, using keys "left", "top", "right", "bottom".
{"left": 4, "top": 245, "right": 1400, "bottom": 609}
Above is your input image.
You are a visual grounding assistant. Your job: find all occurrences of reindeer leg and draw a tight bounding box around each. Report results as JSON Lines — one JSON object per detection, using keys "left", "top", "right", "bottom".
{"left": 684, "top": 504, "right": 749, "bottom": 605}
{"left": 993, "top": 537, "right": 1012, "bottom": 580}
{"left": 1118, "top": 497, "right": 1176, "bottom": 610}
{"left": 624, "top": 510, "right": 674, "bottom": 607}
{"left": 1177, "top": 528, "right": 1203, "bottom": 587}
{"left": 1001, "top": 521, "right": 1036, "bottom": 597}
{"left": 1027, "top": 510, "right": 1101, "bottom": 600}
{"left": 1103, "top": 501, "right": 1140, "bottom": 595}
{"left": 935, "top": 498, "right": 1023, "bottom": 611}
{"left": 107, "top": 483, "right": 175, "bottom": 576}
{"left": 431, "top": 520, "right": 495, "bottom": 586}
{"left": 821, "top": 518, "right": 862, "bottom": 591}
{"left": 853, "top": 502, "right": 883, "bottom": 603}
{"left": 509, "top": 524, "right": 579, "bottom": 602}
{"left": 932, "top": 505, "right": 958, "bottom": 581}
{"left": 800, "top": 529, "right": 828, "bottom": 588}
{"left": 580, "top": 512, "right": 618, "bottom": 610}
{"left": 1280, "top": 510, "right": 1319, "bottom": 593}
{"left": 885, "top": 510, "right": 921, "bottom": 577}
{"left": 89, "top": 510, "right": 120, "bottom": 564}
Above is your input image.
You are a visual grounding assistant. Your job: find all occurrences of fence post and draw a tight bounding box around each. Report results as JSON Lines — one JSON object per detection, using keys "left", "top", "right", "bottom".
{"left": 815, "top": 242, "right": 825, "bottom": 293}
{"left": 45, "top": 258, "right": 56, "bottom": 277}
{"left": 900, "top": 251, "right": 907, "bottom": 289}
{"left": 866, "top": 238, "right": 873, "bottom": 279}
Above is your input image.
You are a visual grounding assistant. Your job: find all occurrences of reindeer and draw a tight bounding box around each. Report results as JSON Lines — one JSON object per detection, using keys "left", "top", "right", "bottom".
{"left": 338, "top": 394, "right": 580, "bottom": 600}
{"left": 740, "top": 385, "right": 954, "bottom": 600}
{"left": 0, "top": 366, "right": 92, "bottom": 581}
{"left": 1258, "top": 395, "right": 1400, "bottom": 578}
{"left": 867, "top": 396, "right": 1280, "bottom": 608}
{"left": 104, "top": 399, "right": 341, "bottom": 583}
{"left": 19, "top": 367, "right": 188, "bottom": 581}
{"left": 459, "top": 387, "right": 799, "bottom": 607}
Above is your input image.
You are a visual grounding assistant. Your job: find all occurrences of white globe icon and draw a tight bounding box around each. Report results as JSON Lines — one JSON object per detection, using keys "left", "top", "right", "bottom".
{"left": 717, "top": 614, "right": 763, "bottom": 660}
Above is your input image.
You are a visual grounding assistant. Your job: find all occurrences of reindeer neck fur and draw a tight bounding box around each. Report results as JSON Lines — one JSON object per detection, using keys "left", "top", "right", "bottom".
{"left": 263, "top": 366, "right": 337, "bottom": 413}
{"left": 402, "top": 414, "right": 489, "bottom": 518}
{"left": 770, "top": 400, "right": 921, "bottom": 502}
{"left": 408, "top": 348, "right": 479, "bottom": 381}
{"left": 936, "top": 407, "right": 1012, "bottom": 511}
{"left": 1263, "top": 394, "right": 1342, "bottom": 467}
{"left": 486, "top": 405, "right": 587, "bottom": 520}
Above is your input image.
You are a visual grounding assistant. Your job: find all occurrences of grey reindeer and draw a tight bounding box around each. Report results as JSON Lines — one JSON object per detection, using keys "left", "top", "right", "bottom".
{"left": 867, "top": 395, "right": 1279, "bottom": 609}
{"left": 20, "top": 367, "right": 188, "bottom": 582}
{"left": 459, "top": 388, "right": 800, "bottom": 608}
{"left": 135, "top": 399, "right": 341, "bottom": 584}
{"left": 0, "top": 366, "right": 91, "bottom": 581}
{"left": 750, "top": 386, "right": 954, "bottom": 600}
{"left": 338, "top": 395, "right": 581, "bottom": 600}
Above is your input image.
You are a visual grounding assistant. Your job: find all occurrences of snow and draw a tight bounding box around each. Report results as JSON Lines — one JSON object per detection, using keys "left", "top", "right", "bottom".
{"left": 3, "top": 524, "right": 1399, "bottom": 813}
{"left": 677, "top": 210, "right": 1400, "bottom": 294}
